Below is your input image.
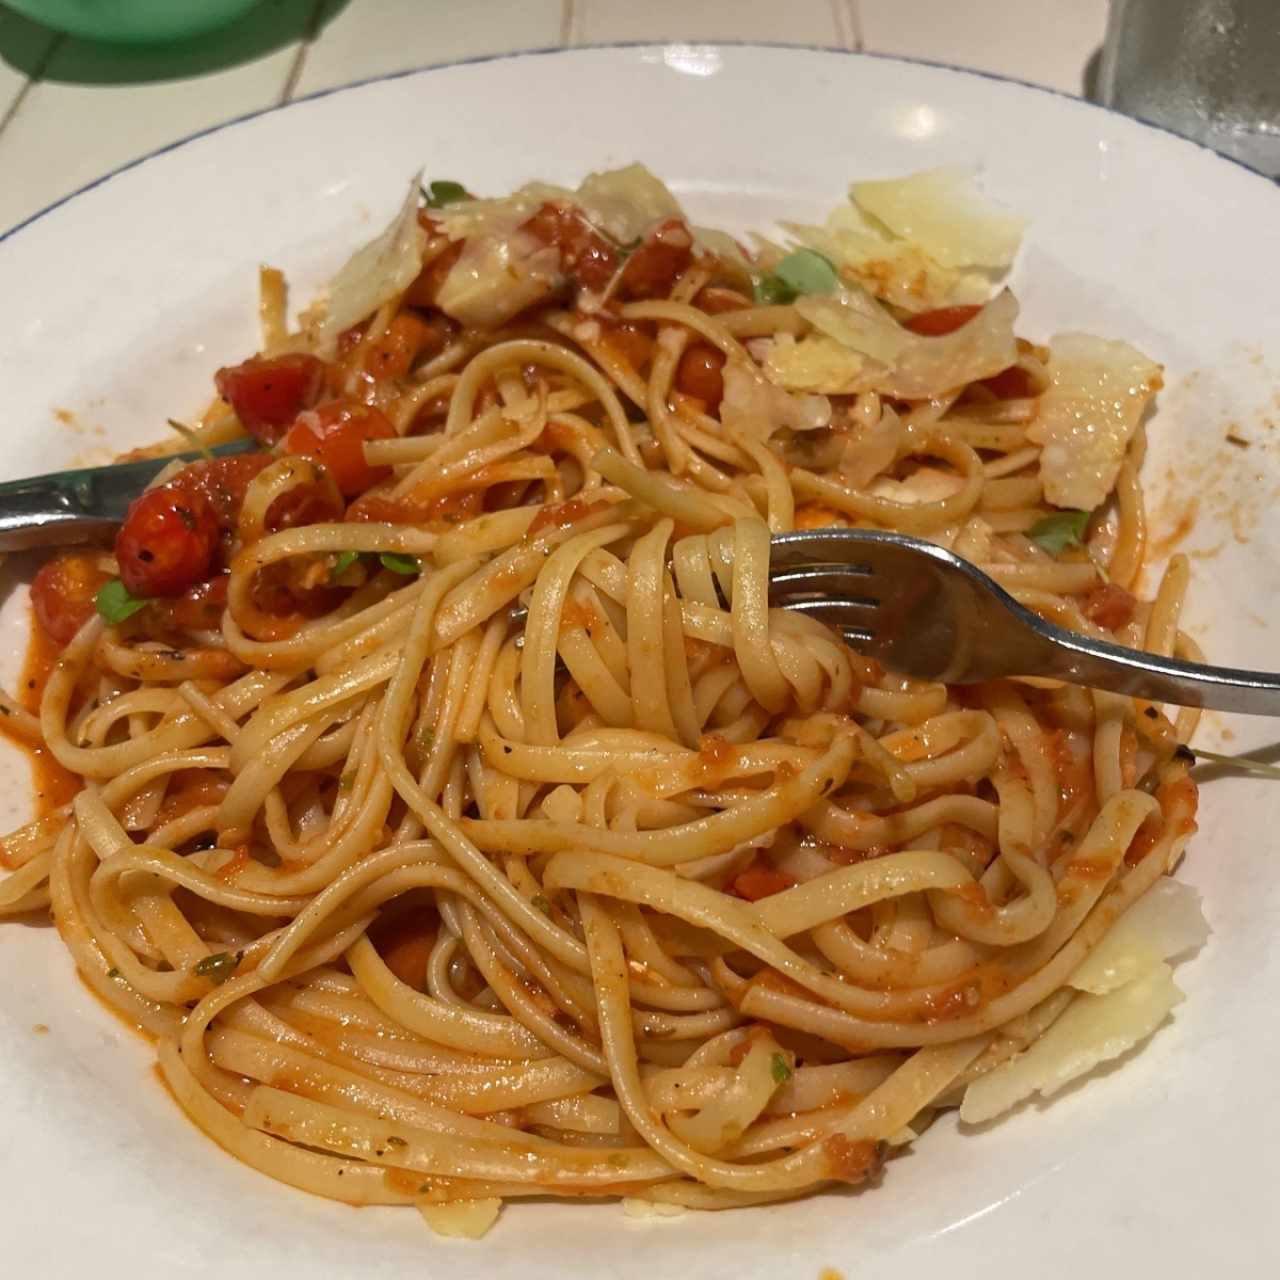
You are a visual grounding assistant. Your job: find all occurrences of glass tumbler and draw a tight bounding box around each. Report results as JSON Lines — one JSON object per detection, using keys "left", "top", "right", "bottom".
{"left": 1099, "top": 0, "right": 1280, "bottom": 177}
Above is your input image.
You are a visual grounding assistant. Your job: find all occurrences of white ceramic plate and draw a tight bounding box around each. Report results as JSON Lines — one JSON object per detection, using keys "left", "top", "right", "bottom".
{"left": 2, "top": 44, "right": 1278, "bottom": 1278}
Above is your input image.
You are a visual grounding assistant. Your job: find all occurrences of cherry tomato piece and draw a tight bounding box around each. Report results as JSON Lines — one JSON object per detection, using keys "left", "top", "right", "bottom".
{"left": 599, "top": 320, "right": 654, "bottom": 372}
{"left": 361, "top": 312, "right": 452, "bottom": 381}
{"left": 619, "top": 218, "right": 693, "bottom": 300}
{"left": 675, "top": 344, "right": 726, "bottom": 410}
{"left": 522, "top": 201, "right": 619, "bottom": 293}
{"left": 902, "top": 305, "right": 983, "bottom": 337}
{"left": 1083, "top": 583, "right": 1137, "bottom": 631}
{"left": 281, "top": 400, "right": 396, "bottom": 497}
{"left": 30, "top": 551, "right": 112, "bottom": 645}
{"left": 115, "top": 484, "right": 220, "bottom": 598}
{"left": 214, "top": 354, "right": 326, "bottom": 444}
{"left": 404, "top": 241, "right": 463, "bottom": 308}
{"left": 176, "top": 454, "right": 274, "bottom": 529}
{"left": 150, "top": 574, "right": 229, "bottom": 633}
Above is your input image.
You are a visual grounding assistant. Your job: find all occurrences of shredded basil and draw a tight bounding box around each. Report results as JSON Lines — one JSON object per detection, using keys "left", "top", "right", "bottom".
{"left": 331, "top": 550, "right": 363, "bottom": 580}
{"left": 95, "top": 579, "right": 148, "bottom": 624}
{"left": 770, "top": 1052, "right": 793, "bottom": 1084}
{"left": 753, "top": 249, "right": 838, "bottom": 305}
{"left": 531, "top": 894, "right": 552, "bottom": 915}
{"left": 423, "top": 180, "right": 470, "bottom": 209}
{"left": 1028, "top": 510, "right": 1090, "bottom": 555}
{"left": 380, "top": 552, "right": 419, "bottom": 575}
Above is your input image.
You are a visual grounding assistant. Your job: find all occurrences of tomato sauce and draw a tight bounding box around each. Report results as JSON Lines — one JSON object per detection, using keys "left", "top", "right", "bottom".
{"left": 0, "top": 616, "right": 81, "bottom": 819}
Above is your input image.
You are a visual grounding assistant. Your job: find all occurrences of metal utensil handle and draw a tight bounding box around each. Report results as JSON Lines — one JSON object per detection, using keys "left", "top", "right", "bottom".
{"left": 1022, "top": 603, "right": 1280, "bottom": 715}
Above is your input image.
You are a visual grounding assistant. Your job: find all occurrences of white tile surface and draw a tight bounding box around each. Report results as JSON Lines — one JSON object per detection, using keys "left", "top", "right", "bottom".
{"left": 859, "top": 0, "right": 1109, "bottom": 95}
{"left": 0, "top": 0, "right": 315, "bottom": 234}
{"left": 570, "top": 0, "right": 845, "bottom": 47}
{"left": 294, "top": 0, "right": 564, "bottom": 97}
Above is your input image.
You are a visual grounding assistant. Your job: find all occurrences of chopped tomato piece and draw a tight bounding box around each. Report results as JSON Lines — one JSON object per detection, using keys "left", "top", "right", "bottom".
{"left": 526, "top": 497, "right": 609, "bottom": 537}
{"left": 903, "top": 305, "right": 982, "bottom": 337}
{"left": 619, "top": 217, "right": 693, "bottom": 300}
{"left": 30, "top": 551, "right": 112, "bottom": 645}
{"left": 675, "top": 344, "right": 726, "bottom": 410}
{"left": 115, "top": 484, "right": 220, "bottom": 598}
{"left": 360, "top": 312, "right": 452, "bottom": 380}
{"left": 281, "top": 400, "right": 396, "bottom": 497}
{"left": 149, "top": 574, "right": 229, "bottom": 632}
{"left": 404, "top": 241, "right": 462, "bottom": 308}
{"left": 369, "top": 907, "right": 437, "bottom": 990}
{"left": 522, "top": 201, "right": 619, "bottom": 293}
{"left": 1083, "top": 582, "right": 1137, "bottom": 631}
{"left": 214, "top": 353, "right": 326, "bottom": 444}
{"left": 730, "top": 858, "right": 796, "bottom": 902}
{"left": 598, "top": 320, "right": 654, "bottom": 372}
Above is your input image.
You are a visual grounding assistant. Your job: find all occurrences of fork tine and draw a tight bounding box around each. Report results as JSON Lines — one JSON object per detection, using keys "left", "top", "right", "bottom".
{"left": 768, "top": 566, "right": 879, "bottom": 603}
{"left": 780, "top": 597, "right": 881, "bottom": 634}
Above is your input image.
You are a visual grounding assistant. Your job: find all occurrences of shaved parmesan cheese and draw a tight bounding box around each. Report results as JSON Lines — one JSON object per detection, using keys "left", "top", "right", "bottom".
{"left": 1028, "top": 333, "right": 1163, "bottom": 510}
{"left": 576, "top": 163, "right": 683, "bottom": 243}
{"left": 439, "top": 164, "right": 683, "bottom": 248}
{"left": 436, "top": 222, "right": 561, "bottom": 330}
{"left": 763, "top": 334, "right": 869, "bottom": 394}
{"left": 869, "top": 464, "right": 966, "bottom": 505}
{"left": 304, "top": 178, "right": 426, "bottom": 351}
{"left": 959, "top": 963, "right": 1183, "bottom": 1124}
{"left": 623, "top": 1198, "right": 687, "bottom": 1220}
{"left": 851, "top": 167, "right": 1028, "bottom": 270}
{"left": 720, "top": 362, "right": 830, "bottom": 441}
{"left": 784, "top": 208, "right": 989, "bottom": 313}
{"left": 417, "top": 1197, "right": 502, "bottom": 1239}
{"left": 1070, "top": 879, "right": 1209, "bottom": 995}
{"left": 798, "top": 287, "right": 1019, "bottom": 400}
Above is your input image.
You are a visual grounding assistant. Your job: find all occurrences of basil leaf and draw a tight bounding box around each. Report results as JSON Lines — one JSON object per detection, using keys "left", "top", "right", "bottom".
{"left": 379, "top": 553, "right": 420, "bottom": 575}
{"left": 95, "top": 579, "right": 148, "bottom": 624}
{"left": 424, "top": 180, "right": 470, "bottom": 209}
{"left": 753, "top": 273, "right": 797, "bottom": 306}
{"left": 194, "top": 950, "right": 242, "bottom": 985}
{"left": 1028, "top": 510, "right": 1090, "bottom": 556}
{"left": 770, "top": 1052, "right": 793, "bottom": 1084}
{"left": 330, "top": 550, "right": 362, "bottom": 580}
{"left": 773, "top": 248, "right": 839, "bottom": 296}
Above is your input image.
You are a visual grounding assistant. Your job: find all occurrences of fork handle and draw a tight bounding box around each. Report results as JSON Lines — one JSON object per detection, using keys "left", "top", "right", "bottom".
{"left": 1025, "top": 615, "right": 1280, "bottom": 716}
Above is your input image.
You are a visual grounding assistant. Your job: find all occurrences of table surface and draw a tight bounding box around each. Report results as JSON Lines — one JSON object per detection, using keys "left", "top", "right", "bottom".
{"left": 0, "top": 0, "right": 1109, "bottom": 236}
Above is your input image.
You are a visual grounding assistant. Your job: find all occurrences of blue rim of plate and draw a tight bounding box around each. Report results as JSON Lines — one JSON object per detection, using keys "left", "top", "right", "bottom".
{"left": 2, "top": 39, "right": 1276, "bottom": 249}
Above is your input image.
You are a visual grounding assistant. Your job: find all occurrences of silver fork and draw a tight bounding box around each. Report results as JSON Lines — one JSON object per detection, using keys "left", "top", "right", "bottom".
{"left": 770, "top": 529, "right": 1280, "bottom": 715}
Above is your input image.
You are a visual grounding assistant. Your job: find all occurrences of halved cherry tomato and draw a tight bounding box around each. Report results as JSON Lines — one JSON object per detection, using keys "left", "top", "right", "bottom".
{"left": 176, "top": 454, "right": 273, "bottom": 529}
{"left": 115, "top": 484, "right": 220, "bottom": 598}
{"left": 214, "top": 353, "right": 326, "bottom": 443}
{"left": 30, "top": 551, "right": 112, "bottom": 645}
{"left": 675, "top": 344, "right": 726, "bottom": 410}
{"left": 281, "top": 400, "right": 396, "bottom": 497}
{"left": 522, "top": 201, "right": 619, "bottom": 293}
{"left": 902, "top": 305, "right": 983, "bottom": 337}
{"left": 619, "top": 217, "right": 693, "bottom": 300}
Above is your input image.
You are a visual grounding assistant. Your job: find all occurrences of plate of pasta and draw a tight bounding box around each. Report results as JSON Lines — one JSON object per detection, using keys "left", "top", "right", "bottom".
{"left": 1, "top": 44, "right": 1278, "bottom": 1280}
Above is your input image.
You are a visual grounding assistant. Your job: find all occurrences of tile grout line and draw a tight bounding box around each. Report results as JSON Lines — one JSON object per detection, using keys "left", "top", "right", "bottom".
{"left": 845, "top": 0, "right": 865, "bottom": 52}
{"left": 559, "top": 0, "right": 576, "bottom": 49}
{"left": 279, "top": 0, "right": 328, "bottom": 104}
{"left": 0, "top": 32, "right": 63, "bottom": 140}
